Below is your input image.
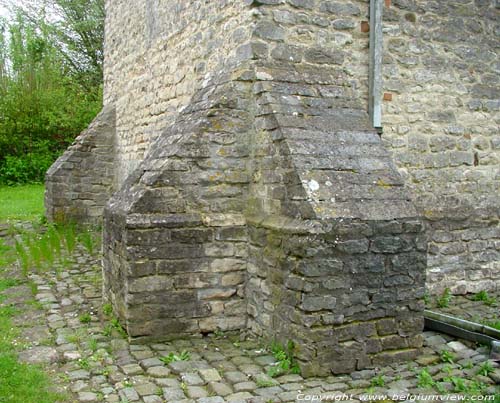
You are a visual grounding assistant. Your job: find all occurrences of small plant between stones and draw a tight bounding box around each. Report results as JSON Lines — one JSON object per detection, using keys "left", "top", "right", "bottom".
{"left": 440, "top": 349, "right": 456, "bottom": 364}
{"left": 436, "top": 287, "right": 452, "bottom": 308}
{"left": 159, "top": 350, "right": 191, "bottom": 365}
{"left": 472, "top": 290, "right": 497, "bottom": 306}
{"left": 79, "top": 312, "right": 92, "bottom": 324}
{"left": 2, "top": 223, "right": 100, "bottom": 277}
{"left": 477, "top": 361, "right": 494, "bottom": 376}
{"left": 370, "top": 374, "right": 385, "bottom": 387}
{"left": 267, "top": 340, "right": 300, "bottom": 378}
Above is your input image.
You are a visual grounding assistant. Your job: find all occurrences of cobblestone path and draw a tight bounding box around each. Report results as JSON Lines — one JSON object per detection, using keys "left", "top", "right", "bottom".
{"left": 1, "top": 247, "right": 498, "bottom": 403}
{"left": 428, "top": 290, "right": 500, "bottom": 326}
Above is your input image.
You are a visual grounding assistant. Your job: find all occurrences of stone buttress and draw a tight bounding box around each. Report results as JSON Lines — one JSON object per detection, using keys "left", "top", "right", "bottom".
{"left": 48, "top": 1, "right": 431, "bottom": 376}
{"left": 102, "top": 57, "right": 426, "bottom": 375}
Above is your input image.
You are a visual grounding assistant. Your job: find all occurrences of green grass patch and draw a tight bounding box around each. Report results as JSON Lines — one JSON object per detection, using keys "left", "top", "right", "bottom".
{"left": 0, "top": 279, "right": 64, "bottom": 403}
{"left": 0, "top": 184, "right": 45, "bottom": 222}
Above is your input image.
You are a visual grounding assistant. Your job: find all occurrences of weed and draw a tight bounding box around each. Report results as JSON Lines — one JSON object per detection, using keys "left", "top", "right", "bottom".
{"left": 28, "top": 281, "right": 38, "bottom": 296}
{"left": 423, "top": 292, "right": 430, "bottom": 306}
{"left": 88, "top": 338, "right": 98, "bottom": 352}
{"left": 267, "top": 340, "right": 300, "bottom": 378}
{"left": 14, "top": 239, "right": 29, "bottom": 276}
{"left": 442, "top": 364, "right": 453, "bottom": 375}
{"left": 440, "top": 350, "right": 455, "bottom": 364}
{"left": 103, "top": 303, "right": 113, "bottom": 316}
{"left": 417, "top": 368, "right": 435, "bottom": 388}
{"left": 256, "top": 378, "right": 276, "bottom": 388}
{"left": 79, "top": 312, "right": 92, "bottom": 324}
{"left": 78, "top": 358, "right": 90, "bottom": 370}
{"left": 483, "top": 320, "right": 500, "bottom": 331}
{"left": 103, "top": 323, "right": 113, "bottom": 337}
{"left": 160, "top": 350, "right": 191, "bottom": 365}
{"left": 477, "top": 361, "right": 494, "bottom": 376}
{"left": 472, "top": 291, "right": 497, "bottom": 306}
{"left": 436, "top": 288, "right": 452, "bottom": 308}
{"left": 110, "top": 317, "right": 127, "bottom": 338}
{"left": 0, "top": 280, "right": 65, "bottom": 403}
{"left": 473, "top": 290, "right": 490, "bottom": 301}
{"left": 213, "top": 329, "right": 224, "bottom": 339}
{"left": 62, "top": 224, "right": 77, "bottom": 255}
{"left": 46, "top": 225, "right": 61, "bottom": 257}
{"left": 370, "top": 375, "right": 385, "bottom": 388}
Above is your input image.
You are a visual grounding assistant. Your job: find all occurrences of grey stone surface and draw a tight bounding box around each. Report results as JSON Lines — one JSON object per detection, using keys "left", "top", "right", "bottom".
{"left": 45, "top": 0, "right": 499, "bottom": 379}
{"left": 18, "top": 346, "right": 59, "bottom": 364}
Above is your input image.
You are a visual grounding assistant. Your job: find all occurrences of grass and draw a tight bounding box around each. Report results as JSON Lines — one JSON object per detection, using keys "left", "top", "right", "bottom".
{"left": 0, "top": 184, "right": 45, "bottom": 222}
{"left": 436, "top": 288, "right": 452, "bottom": 308}
{"left": 0, "top": 275, "right": 64, "bottom": 403}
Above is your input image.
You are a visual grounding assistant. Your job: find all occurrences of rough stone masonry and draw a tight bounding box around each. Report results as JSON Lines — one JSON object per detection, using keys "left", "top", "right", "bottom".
{"left": 45, "top": 0, "right": 499, "bottom": 376}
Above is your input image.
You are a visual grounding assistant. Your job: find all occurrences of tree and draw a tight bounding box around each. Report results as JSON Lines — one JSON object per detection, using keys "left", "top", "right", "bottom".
{"left": 0, "top": 0, "right": 104, "bottom": 184}
{"left": 1, "top": 0, "right": 104, "bottom": 89}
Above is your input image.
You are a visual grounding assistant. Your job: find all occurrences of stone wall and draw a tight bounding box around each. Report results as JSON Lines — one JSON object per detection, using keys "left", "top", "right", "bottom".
{"left": 101, "top": 0, "right": 427, "bottom": 375}
{"left": 380, "top": 0, "right": 500, "bottom": 294}
{"left": 45, "top": 105, "right": 115, "bottom": 224}
{"left": 103, "top": 0, "right": 251, "bottom": 185}
{"left": 46, "top": 0, "right": 499, "bottom": 376}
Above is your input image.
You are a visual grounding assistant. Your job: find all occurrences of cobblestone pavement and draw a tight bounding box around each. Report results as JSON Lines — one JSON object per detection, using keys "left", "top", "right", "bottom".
{"left": 1, "top": 247, "right": 499, "bottom": 403}
{"left": 428, "top": 290, "right": 500, "bottom": 326}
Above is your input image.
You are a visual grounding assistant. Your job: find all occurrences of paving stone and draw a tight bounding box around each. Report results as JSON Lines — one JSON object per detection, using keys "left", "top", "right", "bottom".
{"left": 231, "top": 356, "right": 254, "bottom": 366}
{"left": 169, "top": 361, "right": 195, "bottom": 374}
{"left": 143, "top": 396, "right": 163, "bottom": 403}
{"left": 225, "top": 370, "right": 250, "bottom": 384}
{"left": 253, "top": 355, "right": 276, "bottom": 366}
{"left": 239, "top": 364, "right": 263, "bottom": 375}
{"left": 255, "top": 385, "right": 283, "bottom": 397}
{"left": 118, "top": 387, "right": 140, "bottom": 402}
{"left": 197, "top": 397, "right": 225, "bottom": 403}
{"left": 64, "top": 351, "right": 82, "bottom": 361}
{"left": 199, "top": 368, "right": 222, "bottom": 382}
{"left": 147, "top": 366, "right": 171, "bottom": 377}
{"left": 135, "top": 382, "right": 159, "bottom": 396}
{"left": 140, "top": 357, "right": 164, "bottom": 368}
{"left": 182, "top": 372, "right": 205, "bottom": 386}
{"left": 78, "top": 391, "right": 98, "bottom": 402}
{"left": 276, "top": 373, "right": 304, "bottom": 383}
{"left": 71, "top": 380, "right": 90, "bottom": 393}
{"left": 203, "top": 351, "right": 226, "bottom": 361}
{"left": 163, "top": 387, "right": 186, "bottom": 400}
{"left": 233, "top": 381, "right": 257, "bottom": 392}
{"left": 323, "top": 382, "right": 349, "bottom": 391}
{"left": 489, "top": 369, "right": 500, "bottom": 383}
{"left": 207, "top": 381, "right": 233, "bottom": 396}
{"left": 68, "top": 369, "right": 91, "bottom": 381}
{"left": 281, "top": 382, "right": 304, "bottom": 391}
{"left": 155, "top": 378, "right": 180, "bottom": 387}
{"left": 226, "top": 391, "right": 254, "bottom": 401}
{"left": 18, "top": 346, "right": 59, "bottom": 364}
{"left": 425, "top": 334, "right": 448, "bottom": 347}
{"left": 187, "top": 385, "right": 209, "bottom": 399}
{"left": 416, "top": 355, "right": 440, "bottom": 366}
{"left": 121, "top": 363, "right": 144, "bottom": 375}
{"left": 253, "top": 373, "right": 279, "bottom": 386}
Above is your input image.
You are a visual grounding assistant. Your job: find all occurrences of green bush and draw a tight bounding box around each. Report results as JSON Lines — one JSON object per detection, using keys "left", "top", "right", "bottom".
{"left": 0, "top": 6, "right": 103, "bottom": 186}
{"left": 0, "top": 142, "right": 57, "bottom": 185}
